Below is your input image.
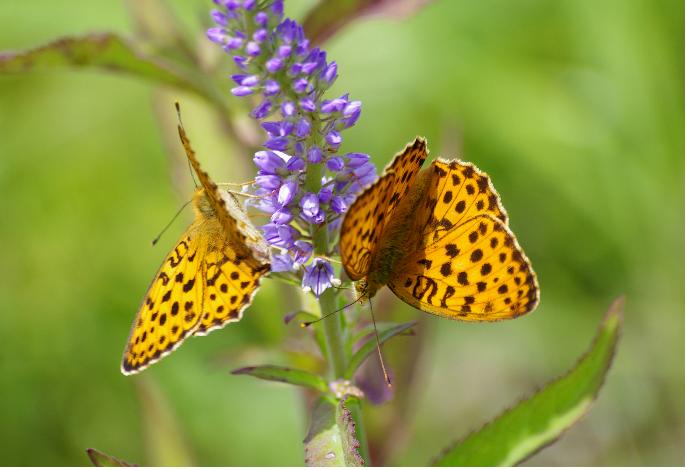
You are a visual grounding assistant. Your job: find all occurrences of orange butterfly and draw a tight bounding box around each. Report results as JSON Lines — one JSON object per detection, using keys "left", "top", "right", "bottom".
{"left": 340, "top": 137, "right": 538, "bottom": 320}
{"left": 121, "top": 110, "right": 270, "bottom": 374}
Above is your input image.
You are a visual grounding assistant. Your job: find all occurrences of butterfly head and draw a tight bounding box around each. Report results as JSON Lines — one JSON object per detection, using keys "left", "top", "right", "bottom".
{"left": 354, "top": 278, "right": 380, "bottom": 302}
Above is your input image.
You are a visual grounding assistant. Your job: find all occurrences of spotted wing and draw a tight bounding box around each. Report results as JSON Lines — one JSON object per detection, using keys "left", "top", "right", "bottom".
{"left": 177, "top": 122, "right": 254, "bottom": 258}
{"left": 340, "top": 137, "right": 428, "bottom": 280}
{"left": 340, "top": 172, "right": 396, "bottom": 280}
{"left": 388, "top": 160, "right": 538, "bottom": 321}
{"left": 381, "top": 137, "right": 428, "bottom": 219}
{"left": 409, "top": 158, "right": 509, "bottom": 244}
{"left": 195, "top": 242, "right": 270, "bottom": 335}
{"left": 121, "top": 227, "right": 206, "bottom": 374}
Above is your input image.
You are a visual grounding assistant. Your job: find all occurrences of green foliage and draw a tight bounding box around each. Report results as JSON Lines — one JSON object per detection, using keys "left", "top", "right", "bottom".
{"left": 232, "top": 365, "right": 328, "bottom": 393}
{"left": 345, "top": 321, "right": 417, "bottom": 379}
{"left": 304, "top": 398, "right": 364, "bottom": 466}
{"left": 0, "top": 33, "right": 202, "bottom": 97}
{"left": 0, "top": 0, "right": 681, "bottom": 466}
{"left": 433, "top": 298, "right": 624, "bottom": 466}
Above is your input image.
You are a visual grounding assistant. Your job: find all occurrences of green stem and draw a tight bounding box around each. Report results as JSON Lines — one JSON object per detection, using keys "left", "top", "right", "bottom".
{"left": 304, "top": 160, "right": 371, "bottom": 465}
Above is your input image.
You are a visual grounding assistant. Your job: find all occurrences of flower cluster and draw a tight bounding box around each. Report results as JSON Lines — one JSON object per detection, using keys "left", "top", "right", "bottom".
{"left": 208, "top": 0, "right": 376, "bottom": 296}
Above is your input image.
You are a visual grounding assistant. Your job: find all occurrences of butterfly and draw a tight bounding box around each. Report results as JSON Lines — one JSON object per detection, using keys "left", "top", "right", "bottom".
{"left": 121, "top": 112, "right": 271, "bottom": 375}
{"left": 339, "top": 137, "right": 539, "bottom": 320}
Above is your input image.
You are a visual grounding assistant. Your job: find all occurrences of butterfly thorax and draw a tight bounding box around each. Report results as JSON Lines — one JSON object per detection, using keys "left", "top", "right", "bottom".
{"left": 365, "top": 167, "right": 434, "bottom": 297}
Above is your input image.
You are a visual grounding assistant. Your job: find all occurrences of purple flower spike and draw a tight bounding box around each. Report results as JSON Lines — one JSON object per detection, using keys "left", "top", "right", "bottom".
{"left": 302, "top": 258, "right": 338, "bottom": 297}
{"left": 208, "top": 1, "right": 369, "bottom": 279}
{"left": 307, "top": 146, "right": 323, "bottom": 163}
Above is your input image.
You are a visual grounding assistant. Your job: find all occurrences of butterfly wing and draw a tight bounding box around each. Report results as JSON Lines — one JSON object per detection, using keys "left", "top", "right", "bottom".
{"left": 388, "top": 159, "right": 539, "bottom": 320}
{"left": 177, "top": 123, "right": 258, "bottom": 261}
{"left": 195, "top": 241, "right": 270, "bottom": 335}
{"left": 121, "top": 226, "right": 206, "bottom": 374}
{"left": 340, "top": 137, "right": 428, "bottom": 280}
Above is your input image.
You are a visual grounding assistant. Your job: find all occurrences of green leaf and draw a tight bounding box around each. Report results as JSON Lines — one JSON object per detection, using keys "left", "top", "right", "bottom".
{"left": 345, "top": 321, "right": 417, "bottom": 379}
{"left": 86, "top": 448, "right": 136, "bottom": 467}
{"left": 302, "top": 0, "right": 433, "bottom": 45}
{"left": 232, "top": 365, "right": 328, "bottom": 393}
{"left": 0, "top": 33, "right": 206, "bottom": 98}
{"left": 433, "top": 297, "right": 624, "bottom": 466}
{"left": 304, "top": 398, "right": 364, "bottom": 467}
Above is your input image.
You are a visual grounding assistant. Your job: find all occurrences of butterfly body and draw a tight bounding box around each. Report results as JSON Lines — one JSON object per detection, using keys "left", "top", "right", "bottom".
{"left": 341, "top": 138, "right": 539, "bottom": 321}
{"left": 359, "top": 166, "right": 434, "bottom": 299}
{"left": 121, "top": 123, "right": 270, "bottom": 375}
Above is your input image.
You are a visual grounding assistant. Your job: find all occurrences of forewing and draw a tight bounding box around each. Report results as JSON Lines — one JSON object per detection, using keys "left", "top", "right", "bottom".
{"left": 389, "top": 159, "right": 538, "bottom": 321}
{"left": 177, "top": 124, "right": 251, "bottom": 255}
{"left": 340, "top": 137, "right": 428, "bottom": 280}
{"left": 195, "top": 241, "right": 270, "bottom": 335}
{"left": 381, "top": 137, "right": 428, "bottom": 219}
{"left": 340, "top": 172, "right": 397, "bottom": 280}
{"left": 121, "top": 227, "right": 205, "bottom": 374}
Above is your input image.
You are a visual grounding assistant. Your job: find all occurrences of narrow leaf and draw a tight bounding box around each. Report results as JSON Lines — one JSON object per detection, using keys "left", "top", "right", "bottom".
{"left": 0, "top": 33, "right": 204, "bottom": 97}
{"left": 345, "top": 321, "right": 417, "bottom": 379}
{"left": 304, "top": 398, "right": 364, "bottom": 467}
{"left": 433, "top": 297, "right": 624, "bottom": 466}
{"left": 232, "top": 365, "right": 328, "bottom": 393}
{"left": 303, "top": 0, "right": 434, "bottom": 45}
{"left": 86, "top": 448, "right": 137, "bottom": 467}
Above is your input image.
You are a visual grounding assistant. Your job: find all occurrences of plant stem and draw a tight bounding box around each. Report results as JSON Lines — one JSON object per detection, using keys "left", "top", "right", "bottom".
{"left": 305, "top": 160, "right": 371, "bottom": 465}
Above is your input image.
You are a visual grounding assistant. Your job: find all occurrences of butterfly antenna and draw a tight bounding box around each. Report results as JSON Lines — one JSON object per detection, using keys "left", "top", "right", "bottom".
{"left": 368, "top": 297, "right": 392, "bottom": 387}
{"left": 174, "top": 101, "right": 198, "bottom": 188}
{"left": 300, "top": 291, "right": 365, "bottom": 328}
{"left": 152, "top": 199, "right": 192, "bottom": 246}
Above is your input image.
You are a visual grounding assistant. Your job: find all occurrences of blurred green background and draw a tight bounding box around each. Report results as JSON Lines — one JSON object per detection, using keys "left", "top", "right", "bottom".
{"left": 0, "top": 0, "right": 683, "bottom": 466}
